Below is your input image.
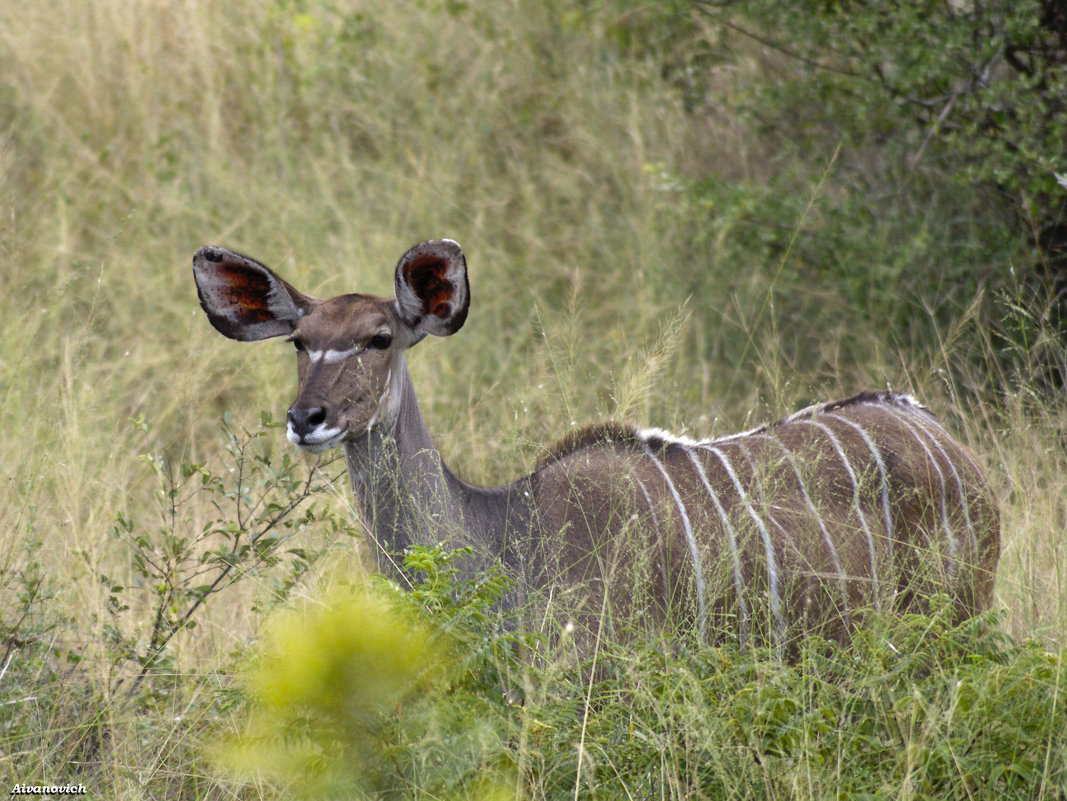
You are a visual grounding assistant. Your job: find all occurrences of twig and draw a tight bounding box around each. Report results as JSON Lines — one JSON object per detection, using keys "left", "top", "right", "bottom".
{"left": 703, "top": 11, "right": 866, "bottom": 80}
{"left": 0, "top": 695, "right": 37, "bottom": 707}
{"left": 573, "top": 590, "right": 609, "bottom": 801}
{"left": 0, "top": 648, "right": 14, "bottom": 685}
{"left": 908, "top": 90, "right": 961, "bottom": 170}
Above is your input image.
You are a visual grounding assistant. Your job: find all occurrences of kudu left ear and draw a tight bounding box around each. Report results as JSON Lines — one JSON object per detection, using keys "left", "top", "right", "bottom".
{"left": 192, "top": 246, "right": 315, "bottom": 342}
{"left": 393, "top": 239, "right": 470, "bottom": 338}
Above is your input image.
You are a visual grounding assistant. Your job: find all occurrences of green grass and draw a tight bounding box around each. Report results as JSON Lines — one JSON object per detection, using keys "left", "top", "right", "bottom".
{"left": 1, "top": 0, "right": 1065, "bottom": 798}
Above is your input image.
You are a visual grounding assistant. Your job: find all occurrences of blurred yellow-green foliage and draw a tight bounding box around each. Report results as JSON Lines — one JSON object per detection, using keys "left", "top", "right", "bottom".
{"left": 220, "top": 579, "right": 444, "bottom": 797}
{"left": 219, "top": 547, "right": 522, "bottom": 799}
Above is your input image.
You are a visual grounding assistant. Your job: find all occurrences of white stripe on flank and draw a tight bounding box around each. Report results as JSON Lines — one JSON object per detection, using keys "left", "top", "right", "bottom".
{"left": 881, "top": 408, "right": 959, "bottom": 573}
{"left": 628, "top": 471, "right": 660, "bottom": 536}
{"left": 756, "top": 433, "right": 852, "bottom": 626}
{"left": 898, "top": 410, "right": 978, "bottom": 552}
{"left": 641, "top": 444, "right": 708, "bottom": 640}
{"left": 705, "top": 444, "right": 785, "bottom": 642}
{"left": 826, "top": 413, "right": 895, "bottom": 562}
{"left": 855, "top": 393, "right": 981, "bottom": 553}
{"left": 627, "top": 468, "right": 673, "bottom": 609}
{"left": 783, "top": 400, "right": 830, "bottom": 423}
{"left": 794, "top": 419, "right": 882, "bottom": 610}
{"left": 681, "top": 447, "right": 751, "bottom": 644}
{"left": 902, "top": 403, "right": 986, "bottom": 478}
{"left": 885, "top": 405, "right": 977, "bottom": 554}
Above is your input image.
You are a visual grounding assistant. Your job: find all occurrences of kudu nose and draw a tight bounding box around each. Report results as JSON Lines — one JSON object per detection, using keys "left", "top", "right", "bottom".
{"left": 287, "top": 405, "right": 327, "bottom": 436}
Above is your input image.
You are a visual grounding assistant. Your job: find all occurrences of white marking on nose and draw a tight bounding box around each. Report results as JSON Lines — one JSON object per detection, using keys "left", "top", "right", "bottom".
{"left": 286, "top": 420, "right": 345, "bottom": 452}
{"left": 306, "top": 347, "right": 362, "bottom": 364}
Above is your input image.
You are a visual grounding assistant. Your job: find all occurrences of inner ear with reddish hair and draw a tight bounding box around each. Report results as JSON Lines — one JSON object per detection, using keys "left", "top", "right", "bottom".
{"left": 192, "top": 246, "right": 316, "bottom": 341}
{"left": 393, "top": 239, "right": 470, "bottom": 338}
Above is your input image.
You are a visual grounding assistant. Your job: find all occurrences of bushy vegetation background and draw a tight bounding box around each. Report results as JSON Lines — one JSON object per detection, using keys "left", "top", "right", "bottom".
{"left": 1, "top": 0, "right": 1065, "bottom": 798}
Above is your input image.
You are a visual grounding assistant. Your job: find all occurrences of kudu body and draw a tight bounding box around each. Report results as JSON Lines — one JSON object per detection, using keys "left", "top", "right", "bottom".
{"left": 193, "top": 239, "right": 1000, "bottom": 646}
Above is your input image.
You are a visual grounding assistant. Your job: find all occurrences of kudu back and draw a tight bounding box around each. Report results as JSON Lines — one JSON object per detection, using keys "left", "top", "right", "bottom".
{"left": 193, "top": 239, "right": 1000, "bottom": 648}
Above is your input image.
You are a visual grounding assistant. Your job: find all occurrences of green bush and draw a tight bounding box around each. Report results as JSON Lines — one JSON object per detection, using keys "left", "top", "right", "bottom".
{"left": 223, "top": 551, "right": 1067, "bottom": 800}
{"left": 696, "top": 1, "right": 1067, "bottom": 381}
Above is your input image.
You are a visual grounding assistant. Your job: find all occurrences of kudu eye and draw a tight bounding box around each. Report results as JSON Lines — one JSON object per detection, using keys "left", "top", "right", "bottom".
{"left": 368, "top": 333, "right": 393, "bottom": 350}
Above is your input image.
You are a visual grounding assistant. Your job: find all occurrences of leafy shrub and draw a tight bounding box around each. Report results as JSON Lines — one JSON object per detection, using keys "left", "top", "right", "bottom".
{"left": 223, "top": 549, "right": 1067, "bottom": 800}
{"left": 704, "top": 2, "right": 1066, "bottom": 220}
{"left": 696, "top": 1, "right": 1067, "bottom": 382}
{"left": 219, "top": 545, "right": 526, "bottom": 800}
{"left": 96, "top": 412, "right": 348, "bottom": 698}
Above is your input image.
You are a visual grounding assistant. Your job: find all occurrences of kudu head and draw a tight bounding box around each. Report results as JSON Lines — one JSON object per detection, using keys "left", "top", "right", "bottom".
{"left": 192, "top": 239, "right": 469, "bottom": 452}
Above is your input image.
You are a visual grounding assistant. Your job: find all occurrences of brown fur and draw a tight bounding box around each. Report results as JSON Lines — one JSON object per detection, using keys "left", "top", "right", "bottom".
{"left": 536, "top": 422, "right": 644, "bottom": 469}
{"left": 527, "top": 392, "right": 1000, "bottom": 649}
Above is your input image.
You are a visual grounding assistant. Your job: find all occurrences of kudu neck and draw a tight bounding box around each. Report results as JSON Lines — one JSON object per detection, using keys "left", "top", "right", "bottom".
{"left": 342, "top": 356, "right": 529, "bottom": 578}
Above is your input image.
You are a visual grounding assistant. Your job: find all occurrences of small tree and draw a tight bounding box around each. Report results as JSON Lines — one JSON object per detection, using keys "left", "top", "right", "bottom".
{"left": 702, "top": 0, "right": 1067, "bottom": 376}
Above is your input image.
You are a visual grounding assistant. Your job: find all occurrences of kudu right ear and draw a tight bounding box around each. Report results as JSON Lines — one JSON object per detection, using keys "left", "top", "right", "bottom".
{"left": 192, "top": 246, "right": 315, "bottom": 341}
{"left": 394, "top": 239, "right": 470, "bottom": 338}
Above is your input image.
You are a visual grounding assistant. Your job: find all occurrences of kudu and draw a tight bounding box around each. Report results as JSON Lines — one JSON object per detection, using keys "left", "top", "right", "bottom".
{"left": 192, "top": 239, "right": 1000, "bottom": 647}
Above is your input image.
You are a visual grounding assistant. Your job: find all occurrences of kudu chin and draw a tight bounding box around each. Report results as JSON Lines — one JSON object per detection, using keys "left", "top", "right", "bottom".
{"left": 192, "top": 239, "right": 1000, "bottom": 649}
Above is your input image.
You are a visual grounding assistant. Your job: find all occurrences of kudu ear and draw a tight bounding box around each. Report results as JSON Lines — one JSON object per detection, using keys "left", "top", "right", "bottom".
{"left": 192, "top": 246, "right": 315, "bottom": 341}
{"left": 393, "top": 239, "right": 470, "bottom": 338}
